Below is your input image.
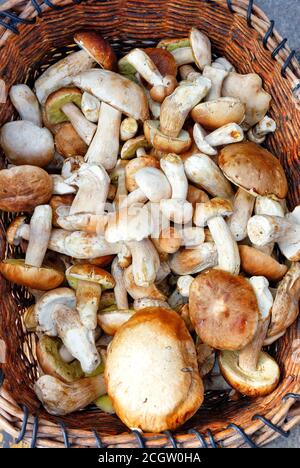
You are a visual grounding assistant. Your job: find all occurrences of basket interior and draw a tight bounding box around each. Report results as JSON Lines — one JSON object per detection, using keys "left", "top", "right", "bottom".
{"left": 0, "top": 1, "right": 299, "bottom": 436}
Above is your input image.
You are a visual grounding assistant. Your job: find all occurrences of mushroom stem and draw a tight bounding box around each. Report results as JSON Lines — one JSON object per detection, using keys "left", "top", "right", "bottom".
{"left": 9, "top": 84, "right": 42, "bottom": 127}
{"left": 111, "top": 257, "right": 129, "bottom": 310}
{"left": 207, "top": 216, "right": 240, "bottom": 275}
{"left": 126, "top": 239, "right": 160, "bottom": 287}
{"left": 76, "top": 280, "right": 102, "bottom": 330}
{"left": 61, "top": 102, "right": 96, "bottom": 145}
{"left": 203, "top": 65, "right": 228, "bottom": 101}
{"left": 35, "top": 374, "right": 106, "bottom": 416}
{"left": 171, "top": 47, "right": 194, "bottom": 66}
{"left": 160, "top": 153, "right": 188, "bottom": 199}
{"left": 228, "top": 188, "right": 255, "bottom": 241}
{"left": 179, "top": 65, "right": 201, "bottom": 81}
{"left": 253, "top": 197, "right": 285, "bottom": 254}
{"left": 85, "top": 102, "right": 121, "bottom": 170}
{"left": 248, "top": 116, "right": 276, "bottom": 144}
{"left": 25, "top": 205, "right": 52, "bottom": 267}
{"left": 247, "top": 215, "right": 300, "bottom": 247}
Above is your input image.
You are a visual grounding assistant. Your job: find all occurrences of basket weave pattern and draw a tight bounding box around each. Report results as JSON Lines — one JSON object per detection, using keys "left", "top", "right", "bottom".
{"left": 0, "top": 0, "right": 299, "bottom": 448}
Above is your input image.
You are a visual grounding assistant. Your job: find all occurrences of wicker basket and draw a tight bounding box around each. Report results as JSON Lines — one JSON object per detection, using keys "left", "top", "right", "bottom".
{"left": 0, "top": 0, "right": 299, "bottom": 449}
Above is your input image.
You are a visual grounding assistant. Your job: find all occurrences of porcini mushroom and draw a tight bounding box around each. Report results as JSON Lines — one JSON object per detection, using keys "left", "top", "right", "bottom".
{"left": 144, "top": 120, "right": 192, "bottom": 154}
{"left": 25, "top": 205, "right": 52, "bottom": 268}
{"left": 51, "top": 175, "right": 76, "bottom": 195}
{"left": 74, "top": 31, "right": 117, "bottom": 71}
{"left": 73, "top": 69, "right": 149, "bottom": 121}
{"left": 177, "top": 275, "right": 194, "bottom": 298}
{"left": 191, "top": 97, "right": 246, "bottom": 130}
{"left": 54, "top": 123, "right": 88, "bottom": 158}
{"left": 169, "top": 243, "right": 218, "bottom": 275}
{"left": 239, "top": 245, "right": 288, "bottom": 281}
{"left": 193, "top": 122, "right": 244, "bottom": 156}
{"left": 248, "top": 116, "right": 276, "bottom": 144}
{"left": 9, "top": 84, "right": 42, "bottom": 127}
{"left": 202, "top": 65, "right": 228, "bottom": 101}
{"left": 120, "top": 117, "right": 138, "bottom": 141}
{"left": 125, "top": 156, "right": 160, "bottom": 192}
{"left": 105, "top": 307, "right": 203, "bottom": 432}
{"left": 152, "top": 226, "right": 182, "bottom": 256}
{"left": 35, "top": 373, "right": 106, "bottom": 416}
{"left": 228, "top": 188, "right": 255, "bottom": 241}
{"left": 66, "top": 264, "right": 115, "bottom": 330}
{"left": 189, "top": 28, "right": 212, "bottom": 71}
{"left": 189, "top": 269, "right": 259, "bottom": 350}
{"left": 97, "top": 306, "right": 135, "bottom": 335}
{"left": 194, "top": 198, "right": 240, "bottom": 274}
{"left": 111, "top": 257, "right": 129, "bottom": 310}
{"left": 50, "top": 194, "right": 75, "bottom": 227}
{"left": 120, "top": 135, "right": 151, "bottom": 160}
{"left": 184, "top": 154, "right": 234, "bottom": 199}
{"left": 0, "top": 121, "right": 54, "bottom": 167}
{"left": 124, "top": 266, "right": 166, "bottom": 301}
{"left": 81, "top": 91, "right": 101, "bottom": 123}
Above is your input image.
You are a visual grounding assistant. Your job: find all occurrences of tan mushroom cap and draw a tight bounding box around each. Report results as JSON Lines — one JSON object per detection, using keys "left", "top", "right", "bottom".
{"left": 0, "top": 259, "right": 64, "bottom": 290}
{"left": 54, "top": 123, "right": 88, "bottom": 158}
{"left": 239, "top": 245, "right": 288, "bottom": 282}
{"left": 191, "top": 97, "right": 246, "bottom": 130}
{"left": 37, "top": 335, "right": 84, "bottom": 383}
{"left": 74, "top": 31, "right": 117, "bottom": 71}
{"left": 105, "top": 307, "right": 203, "bottom": 432}
{"left": 144, "top": 120, "right": 191, "bottom": 154}
{"left": 219, "top": 142, "right": 288, "bottom": 200}
{"left": 143, "top": 47, "right": 178, "bottom": 77}
{"left": 6, "top": 216, "right": 27, "bottom": 245}
{"left": 66, "top": 264, "right": 115, "bottom": 290}
{"left": 218, "top": 350, "right": 280, "bottom": 397}
{"left": 125, "top": 156, "right": 160, "bottom": 192}
{"left": 45, "top": 87, "right": 82, "bottom": 125}
{"left": 0, "top": 165, "right": 53, "bottom": 212}
{"left": 189, "top": 269, "right": 259, "bottom": 350}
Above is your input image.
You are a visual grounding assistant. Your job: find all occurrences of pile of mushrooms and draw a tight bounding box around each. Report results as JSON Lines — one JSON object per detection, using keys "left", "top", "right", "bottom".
{"left": 0, "top": 27, "right": 299, "bottom": 433}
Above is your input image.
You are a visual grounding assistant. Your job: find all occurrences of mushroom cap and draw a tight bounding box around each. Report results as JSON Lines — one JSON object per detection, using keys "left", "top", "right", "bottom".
{"left": 34, "top": 287, "right": 76, "bottom": 335}
{"left": 135, "top": 167, "right": 172, "bottom": 202}
{"left": 66, "top": 264, "right": 115, "bottom": 290}
{"left": 157, "top": 37, "right": 190, "bottom": 52}
{"left": 218, "top": 142, "right": 288, "bottom": 199}
{"left": 105, "top": 307, "right": 203, "bottom": 432}
{"left": 0, "top": 259, "right": 65, "bottom": 290}
{"left": 124, "top": 266, "right": 166, "bottom": 301}
{"left": 218, "top": 350, "right": 280, "bottom": 397}
{"left": 54, "top": 123, "right": 88, "bottom": 158}
{"left": 144, "top": 48, "right": 178, "bottom": 77}
{"left": 189, "top": 269, "right": 259, "bottom": 350}
{"left": 74, "top": 31, "right": 117, "bottom": 71}
{"left": 239, "top": 245, "right": 288, "bottom": 282}
{"left": 189, "top": 28, "right": 211, "bottom": 71}
{"left": 97, "top": 306, "right": 135, "bottom": 335}
{"left": 37, "top": 335, "right": 84, "bottom": 383}
{"left": 6, "top": 216, "right": 27, "bottom": 245}
{"left": 194, "top": 198, "right": 233, "bottom": 227}
{"left": 45, "top": 87, "right": 82, "bottom": 125}
{"left": 191, "top": 97, "right": 246, "bottom": 130}
{"left": 120, "top": 135, "right": 151, "bottom": 160}
{"left": 1, "top": 121, "right": 54, "bottom": 167}
{"left": 125, "top": 156, "right": 160, "bottom": 192}
{"left": 144, "top": 120, "right": 191, "bottom": 154}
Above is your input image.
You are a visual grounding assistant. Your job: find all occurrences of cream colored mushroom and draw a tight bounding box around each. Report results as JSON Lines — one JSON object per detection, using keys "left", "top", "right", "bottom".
{"left": 144, "top": 120, "right": 191, "bottom": 154}
{"left": 124, "top": 265, "right": 166, "bottom": 301}
{"left": 111, "top": 257, "right": 129, "bottom": 310}
{"left": 133, "top": 298, "right": 170, "bottom": 310}
{"left": 191, "top": 97, "right": 246, "bottom": 130}
{"left": 169, "top": 243, "right": 218, "bottom": 275}
{"left": 51, "top": 175, "right": 76, "bottom": 195}
{"left": 228, "top": 188, "right": 255, "bottom": 241}
{"left": 73, "top": 69, "right": 149, "bottom": 121}
{"left": 177, "top": 275, "right": 194, "bottom": 298}
{"left": 254, "top": 196, "right": 285, "bottom": 254}
{"left": 81, "top": 91, "right": 100, "bottom": 122}
{"left": 194, "top": 198, "right": 240, "bottom": 274}
{"left": 222, "top": 72, "right": 272, "bottom": 129}
{"left": 59, "top": 102, "right": 97, "bottom": 145}
{"left": 26, "top": 205, "right": 52, "bottom": 268}
{"left": 248, "top": 116, "right": 276, "bottom": 144}
{"left": 189, "top": 27, "right": 212, "bottom": 71}
{"left": 213, "top": 57, "right": 236, "bottom": 72}
{"left": 203, "top": 65, "right": 229, "bottom": 101}
{"left": 9, "top": 84, "right": 42, "bottom": 127}
{"left": 35, "top": 50, "right": 95, "bottom": 104}
{"left": 193, "top": 122, "right": 244, "bottom": 156}
{"left": 171, "top": 47, "right": 195, "bottom": 66}
{"left": 184, "top": 153, "right": 234, "bottom": 199}
{"left": 160, "top": 78, "right": 211, "bottom": 138}
{"left": 85, "top": 102, "right": 121, "bottom": 170}
{"left": 120, "top": 117, "right": 138, "bottom": 141}
{"left": 126, "top": 239, "right": 160, "bottom": 287}
{"left": 179, "top": 65, "right": 201, "bottom": 81}
{"left": 179, "top": 226, "right": 205, "bottom": 248}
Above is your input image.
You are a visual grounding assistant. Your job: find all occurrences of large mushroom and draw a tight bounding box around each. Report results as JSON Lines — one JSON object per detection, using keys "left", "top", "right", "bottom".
{"left": 9, "top": 84, "right": 42, "bottom": 127}
{"left": 74, "top": 31, "right": 117, "bottom": 71}
{"left": 191, "top": 97, "right": 246, "bottom": 131}
{"left": 144, "top": 120, "right": 192, "bottom": 154}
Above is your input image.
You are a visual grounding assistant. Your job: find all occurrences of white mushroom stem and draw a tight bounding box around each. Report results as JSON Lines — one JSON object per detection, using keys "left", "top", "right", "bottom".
{"left": 133, "top": 298, "right": 170, "bottom": 310}
{"left": 171, "top": 47, "right": 194, "bottom": 66}
{"left": 133, "top": 77, "right": 161, "bottom": 119}
{"left": 126, "top": 48, "right": 165, "bottom": 87}
{"left": 184, "top": 154, "right": 234, "bottom": 199}
{"left": 254, "top": 196, "right": 285, "bottom": 254}
{"left": 67, "top": 164, "right": 110, "bottom": 215}
{"left": 247, "top": 215, "right": 300, "bottom": 247}
{"left": 160, "top": 153, "right": 188, "bottom": 199}
{"left": 111, "top": 257, "right": 129, "bottom": 310}
{"left": 81, "top": 91, "right": 100, "bottom": 123}
{"left": 53, "top": 304, "right": 100, "bottom": 374}
{"left": 179, "top": 226, "right": 205, "bottom": 247}
{"left": 248, "top": 116, "right": 276, "bottom": 144}
{"left": 51, "top": 175, "right": 76, "bottom": 195}
{"left": 228, "top": 188, "right": 255, "bottom": 241}
{"left": 25, "top": 205, "right": 52, "bottom": 267}
{"left": 113, "top": 165, "right": 128, "bottom": 209}
{"left": 203, "top": 65, "right": 229, "bottom": 101}
{"left": 84, "top": 102, "right": 121, "bottom": 170}
{"left": 179, "top": 65, "right": 201, "bottom": 81}
{"left": 120, "top": 117, "right": 138, "bottom": 141}
{"left": 61, "top": 102, "right": 96, "bottom": 145}
{"left": 177, "top": 275, "right": 194, "bottom": 298}
{"left": 126, "top": 239, "right": 160, "bottom": 287}
{"left": 205, "top": 123, "right": 244, "bottom": 146}
{"left": 239, "top": 276, "right": 273, "bottom": 372}
{"left": 207, "top": 216, "right": 240, "bottom": 275}
{"left": 9, "top": 84, "right": 42, "bottom": 127}
{"left": 213, "top": 57, "right": 236, "bottom": 72}
{"left": 76, "top": 281, "right": 102, "bottom": 330}
{"left": 193, "top": 123, "right": 217, "bottom": 156}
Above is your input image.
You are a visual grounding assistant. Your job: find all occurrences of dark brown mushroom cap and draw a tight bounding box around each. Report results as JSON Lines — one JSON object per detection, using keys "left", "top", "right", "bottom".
{"left": 189, "top": 269, "right": 259, "bottom": 350}
{"left": 0, "top": 165, "right": 53, "bottom": 212}
{"left": 143, "top": 48, "right": 178, "bottom": 77}
{"left": 74, "top": 31, "right": 117, "bottom": 71}
{"left": 66, "top": 264, "right": 115, "bottom": 290}
{"left": 218, "top": 142, "right": 288, "bottom": 199}
{"left": 0, "top": 259, "right": 65, "bottom": 290}
{"left": 239, "top": 245, "right": 288, "bottom": 282}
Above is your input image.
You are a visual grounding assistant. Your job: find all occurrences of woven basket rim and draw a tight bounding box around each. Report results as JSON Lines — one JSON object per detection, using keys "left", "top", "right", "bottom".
{"left": 0, "top": 0, "right": 299, "bottom": 449}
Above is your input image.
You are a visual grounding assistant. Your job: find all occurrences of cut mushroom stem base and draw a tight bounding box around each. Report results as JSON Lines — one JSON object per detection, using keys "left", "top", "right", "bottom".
{"left": 218, "top": 350, "right": 280, "bottom": 398}
{"left": 76, "top": 280, "right": 102, "bottom": 330}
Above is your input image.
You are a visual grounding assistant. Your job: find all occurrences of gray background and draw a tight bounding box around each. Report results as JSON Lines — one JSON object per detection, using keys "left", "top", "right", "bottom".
{"left": 0, "top": 0, "right": 298, "bottom": 449}
{"left": 256, "top": 0, "right": 300, "bottom": 449}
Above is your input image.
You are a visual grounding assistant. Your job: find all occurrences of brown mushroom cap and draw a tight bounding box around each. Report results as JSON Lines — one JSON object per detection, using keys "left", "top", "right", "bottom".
{"left": 49, "top": 194, "right": 75, "bottom": 227}
{"left": 239, "top": 245, "right": 288, "bottom": 282}
{"left": 144, "top": 120, "right": 191, "bottom": 154}
{"left": 45, "top": 87, "right": 82, "bottom": 125}
{"left": 143, "top": 48, "right": 178, "bottom": 77}
{"left": 74, "top": 31, "right": 117, "bottom": 71}
{"left": 55, "top": 123, "right": 88, "bottom": 158}
{"left": 189, "top": 269, "right": 259, "bottom": 350}
{"left": 191, "top": 97, "right": 246, "bottom": 131}
{"left": 105, "top": 307, "right": 203, "bottom": 432}
{"left": 125, "top": 156, "right": 160, "bottom": 192}
{"left": 218, "top": 142, "right": 288, "bottom": 199}
{"left": 0, "top": 165, "right": 53, "bottom": 212}
{"left": 66, "top": 264, "right": 115, "bottom": 290}
{"left": 6, "top": 216, "right": 27, "bottom": 245}
{"left": 0, "top": 259, "right": 64, "bottom": 290}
